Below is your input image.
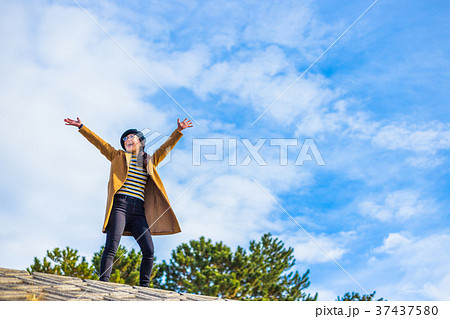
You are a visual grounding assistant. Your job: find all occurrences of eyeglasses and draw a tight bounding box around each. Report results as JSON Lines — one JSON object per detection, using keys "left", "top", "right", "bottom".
{"left": 123, "top": 135, "right": 138, "bottom": 141}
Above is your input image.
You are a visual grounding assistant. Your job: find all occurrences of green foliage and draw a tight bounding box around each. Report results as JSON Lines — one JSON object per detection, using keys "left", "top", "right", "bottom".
{"left": 153, "top": 236, "right": 241, "bottom": 297}
{"left": 27, "top": 245, "right": 160, "bottom": 287}
{"left": 242, "top": 233, "right": 317, "bottom": 301}
{"left": 337, "top": 291, "right": 384, "bottom": 301}
{"left": 31, "top": 236, "right": 387, "bottom": 301}
{"left": 153, "top": 233, "right": 318, "bottom": 301}
{"left": 27, "top": 247, "right": 97, "bottom": 279}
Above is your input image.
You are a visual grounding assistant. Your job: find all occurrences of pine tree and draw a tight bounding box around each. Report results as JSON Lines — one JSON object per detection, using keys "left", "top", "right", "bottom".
{"left": 337, "top": 291, "right": 384, "bottom": 301}
{"left": 153, "top": 237, "right": 241, "bottom": 297}
{"left": 241, "top": 233, "right": 317, "bottom": 300}
{"left": 27, "top": 247, "right": 96, "bottom": 279}
{"left": 153, "top": 233, "right": 318, "bottom": 300}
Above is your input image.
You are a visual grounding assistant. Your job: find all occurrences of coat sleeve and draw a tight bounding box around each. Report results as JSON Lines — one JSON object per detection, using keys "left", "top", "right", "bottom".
{"left": 78, "top": 125, "right": 121, "bottom": 162}
{"left": 150, "top": 129, "right": 183, "bottom": 167}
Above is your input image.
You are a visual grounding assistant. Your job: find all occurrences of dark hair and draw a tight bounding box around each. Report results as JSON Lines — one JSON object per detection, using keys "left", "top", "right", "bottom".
{"left": 137, "top": 151, "right": 148, "bottom": 169}
{"left": 120, "top": 129, "right": 148, "bottom": 168}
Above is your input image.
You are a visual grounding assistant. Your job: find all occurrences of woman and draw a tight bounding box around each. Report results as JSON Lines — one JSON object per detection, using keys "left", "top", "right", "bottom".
{"left": 64, "top": 116, "right": 193, "bottom": 287}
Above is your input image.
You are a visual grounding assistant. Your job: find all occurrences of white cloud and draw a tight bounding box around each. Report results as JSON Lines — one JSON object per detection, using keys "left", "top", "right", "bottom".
{"left": 369, "top": 232, "right": 450, "bottom": 300}
{"left": 292, "top": 99, "right": 450, "bottom": 165}
{"left": 281, "top": 231, "right": 357, "bottom": 264}
{"left": 372, "top": 122, "right": 450, "bottom": 154}
{"left": 358, "top": 190, "right": 434, "bottom": 222}
{"left": 241, "top": 0, "right": 331, "bottom": 52}
{"left": 405, "top": 155, "right": 445, "bottom": 169}
{"left": 373, "top": 233, "right": 413, "bottom": 254}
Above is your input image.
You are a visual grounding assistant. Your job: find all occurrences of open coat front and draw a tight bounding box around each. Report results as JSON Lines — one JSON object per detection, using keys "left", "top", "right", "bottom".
{"left": 78, "top": 125, "right": 183, "bottom": 236}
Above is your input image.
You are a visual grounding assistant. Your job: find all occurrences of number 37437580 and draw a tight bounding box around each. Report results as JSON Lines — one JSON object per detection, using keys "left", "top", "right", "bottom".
{"left": 375, "top": 305, "right": 438, "bottom": 316}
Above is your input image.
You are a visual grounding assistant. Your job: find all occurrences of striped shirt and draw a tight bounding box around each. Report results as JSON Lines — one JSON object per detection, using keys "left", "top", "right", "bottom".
{"left": 116, "top": 154, "right": 149, "bottom": 202}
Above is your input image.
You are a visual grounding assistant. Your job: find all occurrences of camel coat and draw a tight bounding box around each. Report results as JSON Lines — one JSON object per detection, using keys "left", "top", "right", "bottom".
{"left": 78, "top": 125, "right": 183, "bottom": 236}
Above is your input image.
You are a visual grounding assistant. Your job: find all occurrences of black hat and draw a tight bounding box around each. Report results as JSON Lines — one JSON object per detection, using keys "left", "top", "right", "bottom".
{"left": 120, "top": 129, "right": 146, "bottom": 151}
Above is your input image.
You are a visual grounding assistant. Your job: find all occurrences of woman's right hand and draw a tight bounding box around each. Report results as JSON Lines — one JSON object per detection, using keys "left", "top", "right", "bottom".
{"left": 64, "top": 117, "right": 82, "bottom": 128}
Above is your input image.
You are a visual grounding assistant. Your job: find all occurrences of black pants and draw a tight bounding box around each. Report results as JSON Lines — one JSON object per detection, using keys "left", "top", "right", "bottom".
{"left": 99, "top": 193, "right": 154, "bottom": 287}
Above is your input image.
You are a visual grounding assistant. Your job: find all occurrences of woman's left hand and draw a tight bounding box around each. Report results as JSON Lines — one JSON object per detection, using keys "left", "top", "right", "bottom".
{"left": 177, "top": 118, "right": 193, "bottom": 132}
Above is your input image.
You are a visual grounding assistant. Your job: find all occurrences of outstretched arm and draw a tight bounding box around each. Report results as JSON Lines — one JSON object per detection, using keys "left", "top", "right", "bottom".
{"left": 151, "top": 118, "right": 193, "bottom": 167}
{"left": 64, "top": 117, "right": 120, "bottom": 162}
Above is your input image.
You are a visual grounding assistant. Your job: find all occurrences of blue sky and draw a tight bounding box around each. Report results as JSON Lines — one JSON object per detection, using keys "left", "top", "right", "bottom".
{"left": 0, "top": 0, "right": 449, "bottom": 300}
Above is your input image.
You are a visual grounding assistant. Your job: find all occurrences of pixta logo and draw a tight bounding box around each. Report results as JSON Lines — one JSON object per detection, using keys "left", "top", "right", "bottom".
{"left": 139, "top": 129, "right": 325, "bottom": 168}
{"left": 192, "top": 138, "right": 325, "bottom": 166}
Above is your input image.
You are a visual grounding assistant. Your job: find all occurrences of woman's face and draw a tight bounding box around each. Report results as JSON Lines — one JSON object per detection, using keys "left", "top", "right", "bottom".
{"left": 124, "top": 134, "right": 142, "bottom": 153}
